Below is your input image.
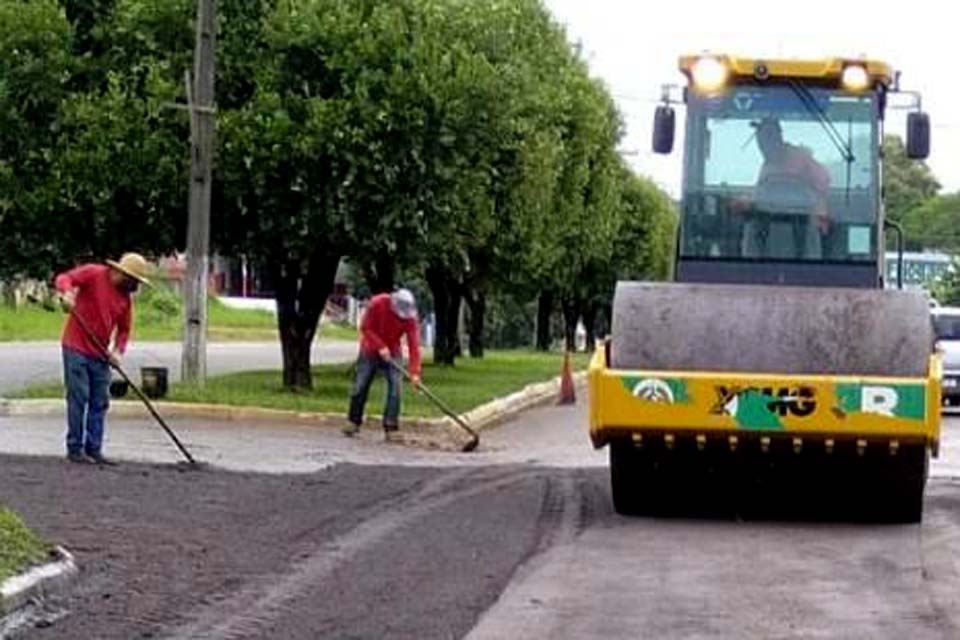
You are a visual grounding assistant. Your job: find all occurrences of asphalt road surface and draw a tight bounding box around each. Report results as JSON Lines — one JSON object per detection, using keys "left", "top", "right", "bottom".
{"left": 2, "top": 401, "right": 960, "bottom": 639}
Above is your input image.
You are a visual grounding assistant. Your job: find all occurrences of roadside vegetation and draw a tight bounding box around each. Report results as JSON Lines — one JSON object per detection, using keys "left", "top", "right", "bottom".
{"left": 0, "top": 285, "right": 356, "bottom": 343}
{"left": 0, "top": 508, "right": 50, "bottom": 583}
{"left": 14, "top": 351, "right": 588, "bottom": 418}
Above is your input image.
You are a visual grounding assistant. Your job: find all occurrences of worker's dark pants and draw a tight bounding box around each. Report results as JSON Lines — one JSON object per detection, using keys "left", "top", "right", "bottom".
{"left": 348, "top": 353, "right": 402, "bottom": 429}
{"left": 63, "top": 347, "right": 111, "bottom": 456}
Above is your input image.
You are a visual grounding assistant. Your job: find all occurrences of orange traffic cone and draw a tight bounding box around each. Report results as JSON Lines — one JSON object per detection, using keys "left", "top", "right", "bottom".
{"left": 557, "top": 350, "right": 576, "bottom": 405}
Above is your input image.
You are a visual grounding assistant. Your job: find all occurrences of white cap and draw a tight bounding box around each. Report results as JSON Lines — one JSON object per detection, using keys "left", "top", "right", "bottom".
{"left": 390, "top": 288, "right": 417, "bottom": 320}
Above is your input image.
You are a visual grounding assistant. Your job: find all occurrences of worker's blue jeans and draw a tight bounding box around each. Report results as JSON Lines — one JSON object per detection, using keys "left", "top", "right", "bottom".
{"left": 348, "top": 353, "right": 402, "bottom": 429}
{"left": 63, "top": 347, "right": 111, "bottom": 456}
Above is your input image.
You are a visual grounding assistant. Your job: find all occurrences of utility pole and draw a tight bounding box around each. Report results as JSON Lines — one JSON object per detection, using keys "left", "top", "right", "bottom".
{"left": 182, "top": 0, "right": 216, "bottom": 383}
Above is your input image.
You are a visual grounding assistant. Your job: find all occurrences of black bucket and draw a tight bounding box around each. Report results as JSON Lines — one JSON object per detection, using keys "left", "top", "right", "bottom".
{"left": 109, "top": 378, "right": 129, "bottom": 398}
{"left": 141, "top": 367, "right": 169, "bottom": 399}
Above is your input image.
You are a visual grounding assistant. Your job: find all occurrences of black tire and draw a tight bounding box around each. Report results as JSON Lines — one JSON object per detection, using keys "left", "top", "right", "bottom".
{"left": 884, "top": 446, "right": 928, "bottom": 524}
{"left": 610, "top": 441, "right": 652, "bottom": 516}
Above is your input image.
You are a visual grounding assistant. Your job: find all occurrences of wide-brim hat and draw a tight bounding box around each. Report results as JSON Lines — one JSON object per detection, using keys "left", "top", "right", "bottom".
{"left": 106, "top": 252, "right": 152, "bottom": 285}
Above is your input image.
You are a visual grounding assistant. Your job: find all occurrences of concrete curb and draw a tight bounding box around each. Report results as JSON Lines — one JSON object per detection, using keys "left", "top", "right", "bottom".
{"left": 460, "top": 372, "right": 587, "bottom": 433}
{"left": 393, "top": 371, "right": 587, "bottom": 451}
{"left": 0, "top": 546, "right": 77, "bottom": 618}
{"left": 0, "top": 371, "right": 587, "bottom": 450}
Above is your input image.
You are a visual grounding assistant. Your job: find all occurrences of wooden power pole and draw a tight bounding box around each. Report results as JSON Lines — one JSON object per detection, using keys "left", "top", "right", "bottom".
{"left": 182, "top": 0, "right": 217, "bottom": 383}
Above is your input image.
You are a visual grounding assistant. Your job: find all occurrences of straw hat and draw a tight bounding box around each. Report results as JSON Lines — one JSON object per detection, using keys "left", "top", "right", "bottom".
{"left": 106, "top": 252, "right": 152, "bottom": 285}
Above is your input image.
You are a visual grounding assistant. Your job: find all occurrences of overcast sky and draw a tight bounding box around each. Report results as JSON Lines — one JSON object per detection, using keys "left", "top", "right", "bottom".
{"left": 545, "top": 0, "right": 959, "bottom": 197}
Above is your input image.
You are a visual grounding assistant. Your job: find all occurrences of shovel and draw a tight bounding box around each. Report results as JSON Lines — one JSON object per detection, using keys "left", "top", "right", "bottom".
{"left": 386, "top": 358, "right": 479, "bottom": 453}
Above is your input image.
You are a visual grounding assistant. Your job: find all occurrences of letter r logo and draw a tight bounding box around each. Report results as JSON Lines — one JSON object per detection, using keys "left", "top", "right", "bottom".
{"left": 861, "top": 386, "right": 898, "bottom": 417}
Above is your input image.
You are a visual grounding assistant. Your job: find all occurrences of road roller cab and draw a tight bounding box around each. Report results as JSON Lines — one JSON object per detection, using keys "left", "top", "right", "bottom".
{"left": 590, "top": 55, "right": 940, "bottom": 522}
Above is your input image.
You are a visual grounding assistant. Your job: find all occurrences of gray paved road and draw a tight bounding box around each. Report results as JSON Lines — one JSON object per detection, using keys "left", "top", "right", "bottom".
{"left": 2, "top": 401, "right": 960, "bottom": 638}
{"left": 0, "top": 340, "right": 358, "bottom": 394}
{"left": 468, "top": 483, "right": 960, "bottom": 640}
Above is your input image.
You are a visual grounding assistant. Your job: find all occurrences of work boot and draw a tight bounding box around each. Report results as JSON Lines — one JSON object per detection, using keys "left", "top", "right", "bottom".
{"left": 86, "top": 452, "right": 118, "bottom": 466}
{"left": 383, "top": 424, "right": 401, "bottom": 444}
{"left": 66, "top": 451, "right": 88, "bottom": 464}
{"left": 342, "top": 422, "right": 361, "bottom": 438}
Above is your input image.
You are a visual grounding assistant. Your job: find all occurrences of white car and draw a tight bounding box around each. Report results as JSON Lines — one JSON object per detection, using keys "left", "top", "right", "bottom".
{"left": 932, "top": 306, "right": 960, "bottom": 404}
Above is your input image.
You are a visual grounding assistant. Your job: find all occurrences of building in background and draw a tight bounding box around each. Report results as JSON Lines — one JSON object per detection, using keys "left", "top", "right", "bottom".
{"left": 158, "top": 255, "right": 356, "bottom": 323}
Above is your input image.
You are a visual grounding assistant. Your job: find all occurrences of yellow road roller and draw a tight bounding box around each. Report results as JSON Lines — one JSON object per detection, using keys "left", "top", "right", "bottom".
{"left": 590, "top": 55, "right": 939, "bottom": 521}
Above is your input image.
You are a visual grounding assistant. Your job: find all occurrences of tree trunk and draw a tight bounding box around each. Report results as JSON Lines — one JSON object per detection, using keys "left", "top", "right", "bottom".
{"left": 451, "top": 287, "right": 463, "bottom": 358}
{"left": 270, "top": 249, "right": 341, "bottom": 390}
{"left": 426, "top": 265, "right": 460, "bottom": 365}
{"left": 1, "top": 283, "right": 15, "bottom": 307}
{"left": 364, "top": 254, "right": 395, "bottom": 294}
{"left": 582, "top": 302, "right": 598, "bottom": 352}
{"left": 536, "top": 290, "right": 553, "bottom": 351}
{"left": 561, "top": 297, "right": 580, "bottom": 352}
{"left": 465, "top": 289, "right": 486, "bottom": 358}
{"left": 601, "top": 303, "right": 613, "bottom": 339}
{"left": 279, "top": 324, "right": 313, "bottom": 389}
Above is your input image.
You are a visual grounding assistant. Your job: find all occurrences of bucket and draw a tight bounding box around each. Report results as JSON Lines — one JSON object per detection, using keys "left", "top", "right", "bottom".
{"left": 109, "top": 378, "right": 129, "bottom": 399}
{"left": 140, "top": 367, "right": 169, "bottom": 399}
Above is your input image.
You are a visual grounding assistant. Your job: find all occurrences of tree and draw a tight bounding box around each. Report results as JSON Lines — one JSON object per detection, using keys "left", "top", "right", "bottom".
{"left": 0, "top": 0, "right": 74, "bottom": 280}
{"left": 612, "top": 169, "right": 677, "bottom": 283}
{"left": 0, "top": 0, "right": 677, "bottom": 388}
{"left": 0, "top": 0, "right": 191, "bottom": 282}
{"left": 901, "top": 193, "right": 960, "bottom": 253}
{"left": 932, "top": 259, "right": 960, "bottom": 306}
{"left": 883, "top": 135, "right": 940, "bottom": 242}
{"left": 326, "top": 0, "right": 444, "bottom": 297}
{"left": 384, "top": 0, "right": 584, "bottom": 364}
{"left": 42, "top": 67, "right": 187, "bottom": 268}
{"left": 543, "top": 72, "right": 624, "bottom": 352}
{"left": 410, "top": 1, "right": 632, "bottom": 360}
{"left": 60, "top": 0, "right": 118, "bottom": 55}
{"left": 216, "top": 81, "right": 344, "bottom": 391}
{"left": 215, "top": 0, "right": 444, "bottom": 388}
{"left": 578, "top": 168, "right": 676, "bottom": 347}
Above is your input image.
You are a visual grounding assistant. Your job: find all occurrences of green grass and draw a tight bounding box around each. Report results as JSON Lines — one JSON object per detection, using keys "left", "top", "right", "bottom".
{"left": 14, "top": 350, "right": 588, "bottom": 417}
{"left": 10, "top": 382, "right": 65, "bottom": 399}
{"left": 0, "top": 302, "right": 357, "bottom": 343}
{"left": 0, "top": 306, "right": 66, "bottom": 341}
{"left": 0, "top": 508, "right": 51, "bottom": 583}
{"left": 165, "top": 350, "right": 588, "bottom": 418}
{"left": 318, "top": 322, "right": 360, "bottom": 342}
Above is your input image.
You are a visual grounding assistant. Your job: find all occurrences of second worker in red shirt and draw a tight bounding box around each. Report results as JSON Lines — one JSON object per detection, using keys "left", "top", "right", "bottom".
{"left": 344, "top": 288, "right": 422, "bottom": 440}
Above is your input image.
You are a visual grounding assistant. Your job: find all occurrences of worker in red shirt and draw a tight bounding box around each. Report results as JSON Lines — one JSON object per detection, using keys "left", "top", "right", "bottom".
{"left": 754, "top": 117, "right": 830, "bottom": 232}
{"left": 733, "top": 118, "right": 831, "bottom": 258}
{"left": 55, "top": 253, "right": 151, "bottom": 465}
{"left": 344, "top": 288, "right": 422, "bottom": 440}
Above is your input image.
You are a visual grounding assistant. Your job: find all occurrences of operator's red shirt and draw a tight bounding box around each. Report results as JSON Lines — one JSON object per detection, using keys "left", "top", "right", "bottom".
{"left": 759, "top": 143, "right": 831, "bottom": 231}
{"left": 55, "top": 264, "right": 133, "bottom": 359}
{"left": 359, "top": 293, "right": 421, "bottom": 376}
{"left": 759, "top": 144, "right": 830, "bottom": 196}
